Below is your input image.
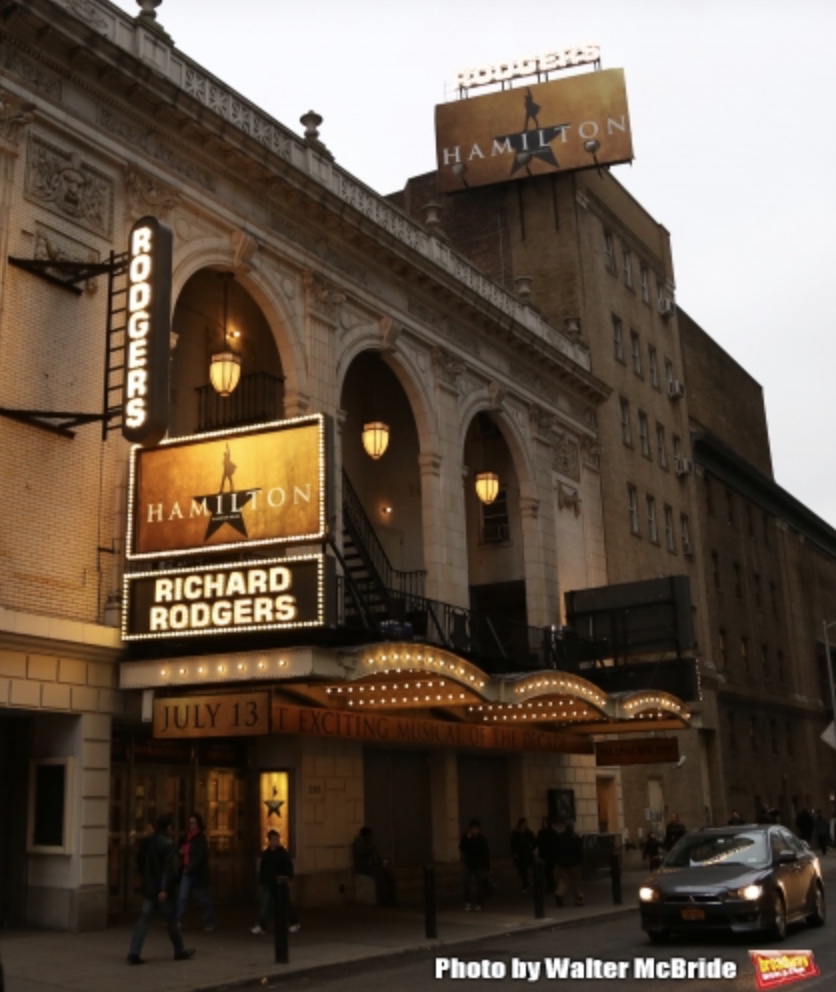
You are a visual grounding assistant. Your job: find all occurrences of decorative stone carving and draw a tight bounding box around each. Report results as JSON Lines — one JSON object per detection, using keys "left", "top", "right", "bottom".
{"left": 230, "top": 229, "right": 260, "bottom": 271}
{"left": 557, "top": 482, "right": 582, "bottom": 517}
{"left": 553, "top": 437, "right": 581, "bottom": 482}
{"left": 302, "top": 270, "right": 345, "bottom": 321}
{"left": 124, "top": 165, "right": 180, "bottom": 219}
{"left": 431, "top": 346, "right": 465, "bottom": 391}
{"left": 379, "top": 315, "right": 400, "bottom": 352}
{"left": 34, "top": 223, "right": 100, "bottom": 294}
{"left": 529, "top": 404, "right": 562, "bottom": 443}
{"left": 62, "top": 0, "right": 109, "bottom": 35}
{"left": 0, "top": 89, "right": 34, "bottom": 151}
{"left": 25, "top": 135, "right": 113, "bottom": 237}
{"left": 580, "top": 439, "right": 602, "bottom": 471}
{"left": 487, "top": 381, "right": 506, "bottom": 411}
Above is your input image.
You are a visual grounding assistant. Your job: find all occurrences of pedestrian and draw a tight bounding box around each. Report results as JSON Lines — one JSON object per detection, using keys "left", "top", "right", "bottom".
{"left": 814, "top": 809, "right": 830, "bottom": 856}
{"left": 553, "top": 820, "right": 584, "bottom": 907}
{"left": 251, "top": 829, "right": 300, "bottom": 935}
{"left": 351, "top": 826, "right": 397, "bottom": 905}
{"left": 727, "top": 810, "right": 744, "bottom": 825}
{"left": 459, "top": 819, "right": 491, "bottom": 911}
{"left": 127, "top": 814, "right": 195, "bottom": 965}
{"left": 176, "top": 812, "right": 216, "bottom": 931}
{"left": 795, "top": 806, "right": 814, "bottom": 844}
{"left": 663, "top": 813, "right": 686, "bottom": 851}
{"left": 536, "top": 817, "right": 558, "bottom": 894}
{"left": 643, "top": 831, "right": 662, "bottom": 870}
{"left": 509, "top": 817, "right": 536, "bottom": 891}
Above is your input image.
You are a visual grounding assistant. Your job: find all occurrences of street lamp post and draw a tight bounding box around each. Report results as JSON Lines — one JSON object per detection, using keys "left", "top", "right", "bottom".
{"left": 822, "top": 621, "right": 836, "bottom": 746}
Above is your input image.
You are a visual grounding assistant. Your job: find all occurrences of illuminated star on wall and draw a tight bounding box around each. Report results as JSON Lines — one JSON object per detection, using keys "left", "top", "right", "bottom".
{"left": 264, "top": 787, "right": 284, "bottom": 818}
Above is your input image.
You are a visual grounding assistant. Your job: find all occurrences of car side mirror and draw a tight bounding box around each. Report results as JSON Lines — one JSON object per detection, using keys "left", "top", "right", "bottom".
{"left": 776, "top": 849, "right": 797, "bottom": 864}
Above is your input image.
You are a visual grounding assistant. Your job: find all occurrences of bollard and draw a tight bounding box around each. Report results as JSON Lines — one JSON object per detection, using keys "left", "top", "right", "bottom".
{"left": 273, "top": 876, "right": 290, "bottom": 964}
{"left": 610, "top": 852, "right": 622, "bottom": 905}
{"left": 532, "top": 858, "right": 545, "bottom": 919}
{"left": 423, "top": 863, "right": 438, "bottom": 939}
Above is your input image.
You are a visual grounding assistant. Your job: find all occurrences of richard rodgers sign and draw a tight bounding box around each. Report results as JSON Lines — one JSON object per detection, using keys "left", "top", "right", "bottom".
{"left": 123, "top": 555, "right": 331, "bottom": 640}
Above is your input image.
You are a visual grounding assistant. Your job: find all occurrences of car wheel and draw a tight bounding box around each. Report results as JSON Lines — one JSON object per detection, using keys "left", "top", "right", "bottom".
{"left": 769, "top": 893, "right": 787, "bottom": 941}
{"left": 807, "top": 883, "right": 826, "bottom": 927}
{"left": 647, "top": 930, "right": 669, "bottom": 945}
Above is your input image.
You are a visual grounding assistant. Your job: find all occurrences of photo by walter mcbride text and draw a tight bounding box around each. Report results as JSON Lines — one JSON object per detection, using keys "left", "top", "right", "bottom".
{"left": 434, "top": 956, "right": 738, "bottom": 981}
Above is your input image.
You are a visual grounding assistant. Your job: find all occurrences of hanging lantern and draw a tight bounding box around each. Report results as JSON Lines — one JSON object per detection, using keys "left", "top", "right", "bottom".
{"left": 362, "top": 421, "right": 390, "bottom": 460}
{"left": 209, "top": 350, "right": 242, "bottom": 397}
{"left": 475, "top": 471, "right": 500, "bottom": 505}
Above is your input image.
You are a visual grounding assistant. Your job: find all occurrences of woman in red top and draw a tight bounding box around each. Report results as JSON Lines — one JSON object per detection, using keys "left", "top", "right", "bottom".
{"left": 176, "top": 813, "right": 216, "bottom": 931}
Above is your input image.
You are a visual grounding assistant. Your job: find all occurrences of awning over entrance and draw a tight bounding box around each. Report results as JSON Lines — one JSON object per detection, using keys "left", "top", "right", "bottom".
{"left": 120, "top": 641, "right": 692, "bottom": 751}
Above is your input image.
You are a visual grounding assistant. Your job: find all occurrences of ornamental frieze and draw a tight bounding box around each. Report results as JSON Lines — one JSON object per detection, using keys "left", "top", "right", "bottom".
{"left": 0, "top": 43, "right": 62, "bottom": 102}
{"left": 553, "top": 437, "right": 581, "bottom": 482}
{"left": 98, "top": 108, "right": 216, "bottom": 192}
{"left": 25, "top": 134, "right": 113, "bottom": 237}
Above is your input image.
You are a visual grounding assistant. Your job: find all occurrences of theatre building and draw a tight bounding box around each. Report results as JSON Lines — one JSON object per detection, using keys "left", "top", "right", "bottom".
{"left": 0, "top": 2, "right": 697, "bottom": 930}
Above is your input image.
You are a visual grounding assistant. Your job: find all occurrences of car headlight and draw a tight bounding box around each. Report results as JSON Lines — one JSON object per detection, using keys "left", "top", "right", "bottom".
{"left": 639, "top": 886, "right": 660, "bottom": 902}
{"left": 730, "top": 883, "right": 763, "bottom": 901}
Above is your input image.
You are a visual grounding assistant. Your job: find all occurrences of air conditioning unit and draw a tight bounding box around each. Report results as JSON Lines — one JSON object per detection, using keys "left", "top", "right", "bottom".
{"left": 668, "top": 379, "right": 686, "bottom": 400}
{"left": 675, "top": 456, "right": 694, "bottom": 478}
{"left": 658, "top": 297, "right": 676, "bottom": 318}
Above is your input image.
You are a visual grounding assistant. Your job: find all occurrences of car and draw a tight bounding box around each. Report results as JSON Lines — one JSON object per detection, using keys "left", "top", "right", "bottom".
{"left": 638, "top": 823, "right": 825, "bottom": 943}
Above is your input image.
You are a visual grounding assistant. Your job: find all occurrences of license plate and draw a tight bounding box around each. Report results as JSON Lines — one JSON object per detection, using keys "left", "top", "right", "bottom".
{"left": 681, "top": 908, "right": 705, "bottom": 921}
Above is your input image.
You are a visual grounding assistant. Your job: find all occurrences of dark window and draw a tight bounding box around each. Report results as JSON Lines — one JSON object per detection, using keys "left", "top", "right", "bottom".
{"left": 480, "top": 489, "right": 510, "bottom": 544}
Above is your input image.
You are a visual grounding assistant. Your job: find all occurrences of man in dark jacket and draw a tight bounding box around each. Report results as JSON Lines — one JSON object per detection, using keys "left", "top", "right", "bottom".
{"left": 251, "top": 830, "right": 300, "bottom": 935}
{"left": 176, "top": 812, "right": 216, "bottom": 930}
{"left": 459, "top": 819, "right": 491, "bottom": 911}
{"left": 553, "top": 820, "right": 584, "bottom": 907}
{"left": 509, "top": 817, "right": 536, "bottom": 891}
{"left": 127, "top": 814, "right": 195, "bottom": 965}
{"left": 536, "top": 817, "right": 558, "bottom": 894}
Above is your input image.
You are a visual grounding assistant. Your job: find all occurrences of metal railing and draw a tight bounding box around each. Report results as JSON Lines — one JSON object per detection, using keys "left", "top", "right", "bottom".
{"left": 342, "top": 471, "right": 426, "bottom": 600}
{"left": 196, "top": 371, "right": 284, "bottom": 433}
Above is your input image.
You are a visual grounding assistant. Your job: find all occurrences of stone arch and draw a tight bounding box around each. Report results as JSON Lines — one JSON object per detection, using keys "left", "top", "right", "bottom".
{"left": 170, "top": 237, "right": 308, "bottom": 408}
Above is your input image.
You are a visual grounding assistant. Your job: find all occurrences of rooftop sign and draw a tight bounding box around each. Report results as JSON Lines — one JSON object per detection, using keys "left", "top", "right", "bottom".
{"left": 435, "top": 68, "right": 632, "bottom": 192}
{"left": 455, "top": 45, "right": 601, "bottom": 92}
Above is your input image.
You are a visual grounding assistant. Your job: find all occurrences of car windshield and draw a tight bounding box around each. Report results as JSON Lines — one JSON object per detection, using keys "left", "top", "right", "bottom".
{"left": 665, "top": 831, "right": 770, "bottom": 869}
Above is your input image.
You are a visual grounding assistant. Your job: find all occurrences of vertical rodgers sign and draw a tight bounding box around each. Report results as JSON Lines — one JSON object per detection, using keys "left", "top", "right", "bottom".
{"left": 122, "top": 216, "right": 172, "bottom": 446}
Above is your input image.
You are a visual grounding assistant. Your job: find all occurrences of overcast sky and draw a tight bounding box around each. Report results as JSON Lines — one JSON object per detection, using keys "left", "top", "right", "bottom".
{"left": 112, "top": 0, "right": 836, "bottom": 527}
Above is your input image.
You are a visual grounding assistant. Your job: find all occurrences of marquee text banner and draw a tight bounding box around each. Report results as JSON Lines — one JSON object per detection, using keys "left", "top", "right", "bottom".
{"left": 435, "top": 68, "right": 632, "bottom": 192}
{"left": 154, "top": 692, "right": 270, "bottom": 738}
{"left": 151, "top": 694, "right": 594, "bottom": 753}
{"left": 595, "top": 737, "right": 679, "bottom": 766}
{"left": 127, "top": 415, "right": 330, "bottom": 559}
{"left": 123, "top": 555, "right": 327, "bottom": 640}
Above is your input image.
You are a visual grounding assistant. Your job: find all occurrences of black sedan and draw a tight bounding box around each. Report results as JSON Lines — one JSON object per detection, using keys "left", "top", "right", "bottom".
{"left": 638, "top": 823, "right": 825, "bottom": 942}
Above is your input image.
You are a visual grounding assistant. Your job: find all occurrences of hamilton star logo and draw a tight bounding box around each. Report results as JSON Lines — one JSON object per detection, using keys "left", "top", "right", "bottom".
{"left": 194, "top": 442, "right": 261, "bottom": 541}
{"left": 264, "top": 786, "right": 284, "bottom": 819}
{"left": 495, "top": 87, "right": 569, "bottom": 176}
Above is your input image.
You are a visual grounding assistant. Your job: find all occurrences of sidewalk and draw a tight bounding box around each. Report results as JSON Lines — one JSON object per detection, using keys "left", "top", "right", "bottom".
{"left": 5, "top": 856, "right": 835, "bottom": 992}
{"left": 0, "top": 870, "right": 643, "bottom": 992}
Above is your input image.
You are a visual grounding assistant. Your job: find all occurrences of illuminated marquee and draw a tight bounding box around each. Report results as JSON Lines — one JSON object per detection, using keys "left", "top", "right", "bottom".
{"left": 435, "top": 68, "right": 632, "bottom": 192}
{"left": 122, "top": 215, "right": 172, "bottom": 446}
{"left": 126, "top": 415, "right": 332, "bottom": 559}
{"left": 123, "top": 554, "right": 331, "bottom": 640}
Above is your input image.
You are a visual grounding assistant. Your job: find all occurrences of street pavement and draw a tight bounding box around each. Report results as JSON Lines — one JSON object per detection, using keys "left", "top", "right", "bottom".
{"left": 3, "top": 856, "right": 835, "bottom": 992}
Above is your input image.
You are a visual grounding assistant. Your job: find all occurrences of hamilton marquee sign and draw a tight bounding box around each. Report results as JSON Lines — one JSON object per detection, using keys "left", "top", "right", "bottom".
{"left": 435, "top": 68, "right": 632, "bottom": 192}
{"left": 126, "top": 415, "right": 332, "bottom": 559}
